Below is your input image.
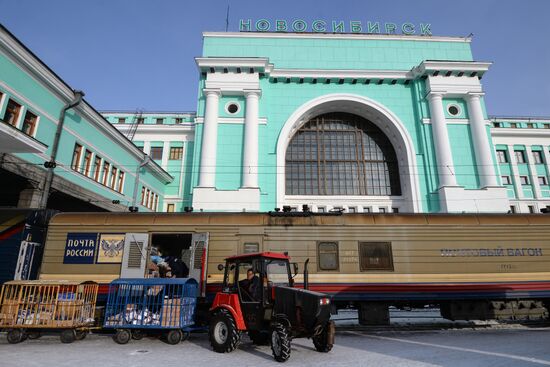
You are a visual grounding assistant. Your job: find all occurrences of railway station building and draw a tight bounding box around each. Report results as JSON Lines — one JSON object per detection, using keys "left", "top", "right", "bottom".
{"left": 2, "top": 23, "right": 550, "bottom": 214}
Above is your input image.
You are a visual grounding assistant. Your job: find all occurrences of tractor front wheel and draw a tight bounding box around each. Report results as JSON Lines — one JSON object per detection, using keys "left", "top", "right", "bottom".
{"left": 270, "top": 323, "right": 291, "bottom": 362}
{"left": 209, "top": 309, "right": 241, "bottom": 353}
{"left": 312, "top": 320, "right": 335, "bottom": 353}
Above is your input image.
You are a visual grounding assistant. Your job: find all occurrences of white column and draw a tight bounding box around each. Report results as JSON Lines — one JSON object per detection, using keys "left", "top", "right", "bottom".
{"left": 143, "top": 141, "right": 151, "bottom": 155}
{"left": 526, "top": 146, "right": 542, "bottom": 199}
{"left": 428, "top": 92, "right": 457, "bottom": 187}
{"left": 542, "top": 148, "right": 550, "bottom": 186}
{"left": 198, "top": 89, "right": 221, "bottom": 187}
{"left": 466, "top": 93, "right": 498, "bottom": 187}
{"left": 161, "top": 141, "right": 170, "bottom": 169}
{"left": 507, "top": 145, "right": 524, "bottom": 199}
{"left": 242, "top": 90, "right": 261, "bottom": 188}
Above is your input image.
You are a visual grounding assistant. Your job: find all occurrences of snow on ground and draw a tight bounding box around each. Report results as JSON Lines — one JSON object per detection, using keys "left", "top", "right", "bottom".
{"left": 1, "top": 326, "right": 550, "bottom": 367}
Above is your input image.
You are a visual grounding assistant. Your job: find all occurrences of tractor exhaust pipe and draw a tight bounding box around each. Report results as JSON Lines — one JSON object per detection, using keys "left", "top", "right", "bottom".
{"left": 303, "top": 258, "right": 309, "bottom": 290}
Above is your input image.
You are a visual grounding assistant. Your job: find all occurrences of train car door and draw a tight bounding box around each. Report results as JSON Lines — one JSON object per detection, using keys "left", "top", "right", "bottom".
{"left": 120, "top": 233, "right": 149, "bottom": 278}
{"left": 186, "top": 233, "right": 209, "bottom": 297}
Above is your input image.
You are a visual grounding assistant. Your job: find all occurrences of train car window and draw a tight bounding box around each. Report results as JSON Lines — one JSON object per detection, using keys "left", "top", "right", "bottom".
{"left": 244, "top": 242, "right": 259, "bottom": 253}
{"left": 317, "top": 242, "right": 339, "bottom": 271}
{"left": 359, "top": 242, "right": 394, "bottom": 271}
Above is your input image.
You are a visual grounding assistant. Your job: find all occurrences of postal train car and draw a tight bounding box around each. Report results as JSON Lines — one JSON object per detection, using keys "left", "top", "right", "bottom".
{"left": 38, "top": 212, "right": 550, "bottom": 325}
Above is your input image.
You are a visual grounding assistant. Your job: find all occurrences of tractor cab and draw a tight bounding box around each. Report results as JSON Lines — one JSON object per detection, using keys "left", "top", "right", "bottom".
{"left": 220, "top": 252, "right": 292, "bottom": 329}
{"left": 209, "top": 252, "right": 334, "bottom": 362}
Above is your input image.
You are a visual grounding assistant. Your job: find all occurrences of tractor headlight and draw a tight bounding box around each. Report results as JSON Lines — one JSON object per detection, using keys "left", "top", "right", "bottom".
{"left": 319, "top": 297, "right": 331, "bottom": 306}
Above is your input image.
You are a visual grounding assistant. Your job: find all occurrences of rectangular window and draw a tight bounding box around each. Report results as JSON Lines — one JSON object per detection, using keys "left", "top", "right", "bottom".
{"left": 71, "top": 143, "right": 83, "bottom": 171}
{"left": 117, "top": 171, "right": 125, "bottom": 192}
{"left": 4, "top": 99, "right": 21, "bottom": 126}
{"left": 166, "top": 203, "right": 175, "bottom": 212}
{"left": 83, "top": 150, "right": 92, "bottom": 176}
{"left": 493, "top": 122, "right": 501, "bottom": 128}
{"left": 359, "top": 242, "right": 394, "bottom": 271}
{"left": 156, "top": 118, "right": 164, "bottom": 125}
{"left": 533, "top": 151, "right": 544, "bottom": 164}
{"left": 150, "top": 147, "right": 163, "bottom": 160}
{"left": 137, "top": 117, "right": 145, "bottom": 124}
{"left": 140, "top": 186, "right": 145, "bottom": 205}
{"left": 496, "top": 150, "right": 508, "bottom": 163}
{"left": 510, "top": 206, "right": 516, "bottom": 213}
{"left": 538, "top": 176, "right": 548, "bottom": 186}
{"left": 175, "top": 118, "right": 183, "bottom": 124}
{"left": 364, "top": 207, "right": 371, "bottom": 213}
{"left": 379, "top": 207, "right": 386, "bottom": 213}
{"left": 515, "top": 150, "right": 526, "bottom": 163}
{"left": 545, "top": 124, "right": 550, "bottom": 129}
{"left": 153, "top": 194, "right": 159, "bottom": 211}
{"left": 510, "top": 123, "right": 518, "bottom": 128}
{"left": 117, "top": 117, "right": 126, "bottom": 124}
{"left": 22, "top": 111, "right": 38, "bottom": 136}
{"left": 501, "top": 176, "right": 512, "bottom": 185}
{"left": 169, "top": 147, "right": 183, "bottom": 160}
{"left": 348, "top": 207, "right": 356, "bottom": 213}
{"left": 244, "top": 243, "right": 259, "bottom": 253}
{"left": 317, "top": 206, "right": 325, "bottom": 213}
{"left": 102, "top": 162, "right": 110, "bottom": 186}
{"left": 527, "top": 123, "right": 535, "bottom": 129}
{"left": 110, "top": 166, "right": 117, "bottom": 189}
{"left": 93, "top": 156, "right": 102, "bottom": 181}
{"left": 317, "top": 242, "right": 339, "bottom": 271}
{"left": 392, "top": 207, "right": 399, "bottom": 213}
{"left": 520, "top": 176, "right": 529, "bottom": 185}
{"left": 528, "top": 205, "right": 535, "bottom": 213}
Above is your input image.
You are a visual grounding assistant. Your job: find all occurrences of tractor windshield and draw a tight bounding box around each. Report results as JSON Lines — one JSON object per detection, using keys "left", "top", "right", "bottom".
{"left": 266, "top": 259, "right": 290, "bottom": 286}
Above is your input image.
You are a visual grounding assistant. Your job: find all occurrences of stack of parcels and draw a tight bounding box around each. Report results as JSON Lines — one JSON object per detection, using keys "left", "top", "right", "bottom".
{"left": 161, "top": 298, "right": 181, "bottom": 327}
{"left": 0, "top": 299, "right": 20, "bottom": 325}
{"left": 106, "top": 303, "right": 161, "bottom": 326}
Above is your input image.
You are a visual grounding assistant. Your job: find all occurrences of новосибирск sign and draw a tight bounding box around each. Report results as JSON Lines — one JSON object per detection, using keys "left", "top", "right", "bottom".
{"left": 239, "top": 19, "right": 432, "bottom": 36}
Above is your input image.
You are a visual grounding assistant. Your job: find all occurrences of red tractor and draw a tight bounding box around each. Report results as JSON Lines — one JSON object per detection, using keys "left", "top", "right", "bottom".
{"left": 208, "top": 252, "right": 335, "bottom": 362}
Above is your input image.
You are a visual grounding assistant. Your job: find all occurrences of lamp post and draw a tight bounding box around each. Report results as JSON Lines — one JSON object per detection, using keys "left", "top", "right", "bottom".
{"left": 39, "top": 90, "right": 85, "bottom": 209}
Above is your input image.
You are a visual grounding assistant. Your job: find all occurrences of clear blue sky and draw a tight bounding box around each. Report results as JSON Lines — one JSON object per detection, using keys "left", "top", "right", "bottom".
{"left": 1, "top": 0, "right": 549, "bottom": 116}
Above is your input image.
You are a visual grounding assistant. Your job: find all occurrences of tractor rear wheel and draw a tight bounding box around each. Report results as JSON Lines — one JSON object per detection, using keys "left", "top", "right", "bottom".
{"left": 313, "top": 321, "right": 334, "bottom": 353}
{"left": 270, "top": 323, "right": 291, "bottom": 362}
{"left": 209, "top": 309, "right": 241, "bottom": 353}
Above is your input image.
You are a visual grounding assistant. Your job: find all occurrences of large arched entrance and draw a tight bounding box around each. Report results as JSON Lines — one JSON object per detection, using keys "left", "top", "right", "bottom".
{"left": 285, "top": 112, "right": 401, "bottom": 197}
{"left": 276, "top": 94, "right": 420, "bottom": 212}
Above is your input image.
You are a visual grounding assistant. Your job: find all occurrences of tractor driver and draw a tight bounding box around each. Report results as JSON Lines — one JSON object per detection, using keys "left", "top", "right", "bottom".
{"left": 239, "top": 268, "right": 261, "bottom": 301}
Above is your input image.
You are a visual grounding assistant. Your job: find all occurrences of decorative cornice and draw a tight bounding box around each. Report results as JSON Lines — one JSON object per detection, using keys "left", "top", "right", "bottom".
{"left": 195, "top": 117, "right": 268, "bottom": 125}
{"left": 413, "top": 61, "right": 492, "bottom": 78}
{"left": 196, "top": 57, "right": 273, "bottom": 73}
{"left": 269, "top": 68, "right": 412, "bottom": 80}
{"left": 491, "top": 129, "right": 550, "bottom": 138}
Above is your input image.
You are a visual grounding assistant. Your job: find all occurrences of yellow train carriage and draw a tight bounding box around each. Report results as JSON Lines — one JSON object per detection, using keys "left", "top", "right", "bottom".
{"left": 39, "top": 212, "right": 550, "bottom": 324}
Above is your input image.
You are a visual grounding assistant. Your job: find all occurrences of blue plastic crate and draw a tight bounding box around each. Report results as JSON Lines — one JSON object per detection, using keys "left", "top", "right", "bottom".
{"left": 103, "top": 278, "right": 198, "bottom": 330}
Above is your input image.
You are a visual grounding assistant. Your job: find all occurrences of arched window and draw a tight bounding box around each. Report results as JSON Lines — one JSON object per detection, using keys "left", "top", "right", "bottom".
{"left": 285, "top": 112, "right": 401, "bottom": 196}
